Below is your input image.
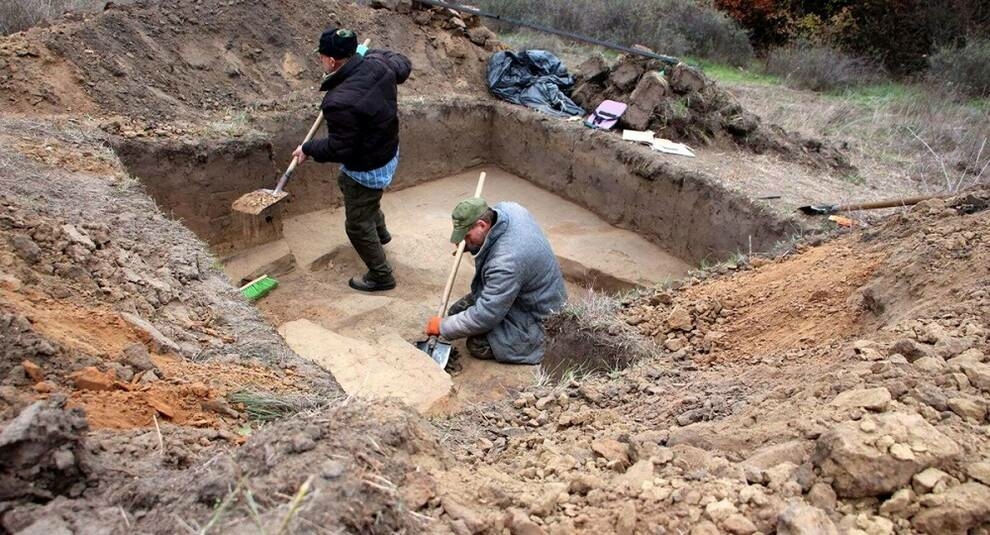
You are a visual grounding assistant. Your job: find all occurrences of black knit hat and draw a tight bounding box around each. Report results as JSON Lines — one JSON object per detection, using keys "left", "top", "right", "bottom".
{"left": 316, "top": 28, "right": 358, "bottom": 59}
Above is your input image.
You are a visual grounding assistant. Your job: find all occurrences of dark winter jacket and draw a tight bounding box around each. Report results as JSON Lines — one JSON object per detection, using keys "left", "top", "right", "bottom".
{"left": 440, "top": 202, "right": 568, "bottom": 364}
{"left": 301, "top": 50, "right": 412, "bottom": 172}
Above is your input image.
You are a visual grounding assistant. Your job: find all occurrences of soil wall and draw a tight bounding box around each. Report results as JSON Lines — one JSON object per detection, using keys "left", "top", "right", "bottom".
{"left": 115, "top": 99, "right": 797, "bottom": 263}
{"left": 489, "top": 104, "right": 794, "bottom": 263}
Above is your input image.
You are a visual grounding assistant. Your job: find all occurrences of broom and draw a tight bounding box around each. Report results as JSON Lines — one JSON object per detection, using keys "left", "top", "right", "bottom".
{"left": 239, "top": 274, "right": 278, "bottom": 301}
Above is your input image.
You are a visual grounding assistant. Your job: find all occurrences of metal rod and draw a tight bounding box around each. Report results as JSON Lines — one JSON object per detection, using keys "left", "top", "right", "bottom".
{"left": 414, "top": 0, "right": 680, "bottom": 66}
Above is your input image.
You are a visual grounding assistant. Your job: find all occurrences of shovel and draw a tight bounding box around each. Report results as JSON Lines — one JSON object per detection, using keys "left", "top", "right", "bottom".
{"left": 797, "top": 193, "right": 946, "bottom": 216}
{"left": 417, "top": 171, "right": 487, "bottom": 368}
{"left": 231, "top": 39, "right": 371, "bottom": 216}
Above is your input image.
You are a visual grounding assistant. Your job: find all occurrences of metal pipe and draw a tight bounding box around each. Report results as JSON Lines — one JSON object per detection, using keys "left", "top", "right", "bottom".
{"left": 414, "top": 0, "right": 681, "bottom": 66}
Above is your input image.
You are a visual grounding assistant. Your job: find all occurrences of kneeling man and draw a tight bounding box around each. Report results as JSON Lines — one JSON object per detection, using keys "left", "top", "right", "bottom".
{"left": 425, "top": 198, "right": 567, "bottom": 364}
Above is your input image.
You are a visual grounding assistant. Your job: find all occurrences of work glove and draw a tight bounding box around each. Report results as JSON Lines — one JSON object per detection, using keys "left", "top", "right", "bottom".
{"left": 425, "top": 316, "right": 442, "bottom": 337}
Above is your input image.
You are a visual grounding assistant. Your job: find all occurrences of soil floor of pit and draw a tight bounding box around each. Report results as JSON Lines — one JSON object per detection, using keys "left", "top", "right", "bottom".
{"left": 222, "top": 166, "right": 691, "bottom": 411}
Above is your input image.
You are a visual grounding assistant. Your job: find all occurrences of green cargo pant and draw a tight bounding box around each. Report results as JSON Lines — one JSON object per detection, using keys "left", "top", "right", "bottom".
{"left": 338, "top": 171, "right": 393, "bottom": 281}
{"left": 447, "top": 294, "right": 495, "bottom": 360}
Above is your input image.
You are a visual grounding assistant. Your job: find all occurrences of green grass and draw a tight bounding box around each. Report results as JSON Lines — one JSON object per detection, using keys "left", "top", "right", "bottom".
{"left": 685, "top": 57, "right": 782, "bottom": 86}
{"left": 828, "top": 82, "right": 922, "bottom": 107}
{"left": 839, "top": 172, "right": 866, "bottom": 185}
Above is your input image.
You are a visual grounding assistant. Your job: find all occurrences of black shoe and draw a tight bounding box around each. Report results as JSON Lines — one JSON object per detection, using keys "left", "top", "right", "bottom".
{"left": 379, "top": 231, "right": 392, "bottom": 245}
{"left": 348, "top": 273, "right": 396, "bottom": 292}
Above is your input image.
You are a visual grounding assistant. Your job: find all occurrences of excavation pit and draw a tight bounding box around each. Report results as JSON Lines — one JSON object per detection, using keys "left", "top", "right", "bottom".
{"left": 113, "top": 99, "right": 795, "bottom": 412}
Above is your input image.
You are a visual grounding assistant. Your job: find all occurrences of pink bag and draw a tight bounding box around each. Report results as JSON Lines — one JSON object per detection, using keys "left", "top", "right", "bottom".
{"left": 585, "top": 100, "right": 627, "bottom": 129}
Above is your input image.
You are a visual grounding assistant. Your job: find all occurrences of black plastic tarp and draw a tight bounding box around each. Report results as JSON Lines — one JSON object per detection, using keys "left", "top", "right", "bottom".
{"left": 486, "top": 50, "right": 585, "bottom": 118}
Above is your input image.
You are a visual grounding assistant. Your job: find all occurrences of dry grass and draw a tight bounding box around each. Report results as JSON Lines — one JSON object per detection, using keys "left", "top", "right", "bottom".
{"left": 765, "top": 44, "right": 881, "bottom": 92}
{"left": 542, "top": 289, "right": 656, "bottom": 380}
{"left": 734, "top": 83, "right": 990, "bottom": 194}
{"left": 0, "top": 0, "right": 104, "bottom": 34}
{"left": 479, "top": 0, "right": 753, "bottom": 66}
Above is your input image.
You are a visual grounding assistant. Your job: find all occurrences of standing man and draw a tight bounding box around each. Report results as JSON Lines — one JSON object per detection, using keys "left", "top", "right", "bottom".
{"left": 425, "top": 198, "right": 567, "bottom": 364}
{"left": 293, "top": 28, "right": 411, "bottom": 292}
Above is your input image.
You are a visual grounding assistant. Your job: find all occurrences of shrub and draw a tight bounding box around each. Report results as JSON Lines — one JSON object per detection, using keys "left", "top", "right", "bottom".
{"left": 766, "top": 43, "right": 882, "bottom": 92}
{"left": 1, "top": 0, "right": 101, "bottom": 35}
{"left": 478, "top": 0, "right": 754, "bottom": 66}
{"left": 929, "top": 38, "right": 990, "bottom": 97}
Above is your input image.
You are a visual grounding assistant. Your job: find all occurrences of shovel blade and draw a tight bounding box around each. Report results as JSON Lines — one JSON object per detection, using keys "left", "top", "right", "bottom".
{"left": 415, "top": 339, "right": 452, "bottom": 369}
{"left": 231, "top": 188, "right": 289, "bottom": 215}
{"left": 798, "top": 204, "right": 837, "bottom": 216}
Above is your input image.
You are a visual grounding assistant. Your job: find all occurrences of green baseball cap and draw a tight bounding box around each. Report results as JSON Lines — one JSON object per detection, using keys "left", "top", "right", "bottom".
{"left": 450, "top": 197, "right": 489, "bottom": 244}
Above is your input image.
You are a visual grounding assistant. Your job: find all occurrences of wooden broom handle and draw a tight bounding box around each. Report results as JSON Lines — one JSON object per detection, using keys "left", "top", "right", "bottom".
{"left": 436, "top": 171, "right": 487, "bottom": 317}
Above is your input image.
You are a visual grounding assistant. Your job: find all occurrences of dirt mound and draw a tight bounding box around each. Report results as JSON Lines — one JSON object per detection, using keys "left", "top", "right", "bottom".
{"left": 5, "top": 400, "right": 441, "bottom": 534}
{"left": 0, "top": 0, "right": 496, "bottom": 120}
{"left": 571, "top": 52, "right": 853, "bottom": 171}
{"left": 0, "top": 397, "right": 88, "bottom": 502}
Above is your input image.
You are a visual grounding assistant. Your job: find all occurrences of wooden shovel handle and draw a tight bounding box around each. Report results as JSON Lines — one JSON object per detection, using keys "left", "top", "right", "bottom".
{"left": 436, "top": 171, "right": 487, "bottom": 317}
{"left": 837, "top": 194, "right": 945, "bottom": 212}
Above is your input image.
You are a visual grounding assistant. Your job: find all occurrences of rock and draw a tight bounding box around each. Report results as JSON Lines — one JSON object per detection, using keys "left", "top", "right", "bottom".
{"left": 120, "top": 312, "right": 181, "bottom": 354}
{"left": 690, "top": 521, "right": 720, "bottom": 535}
{"left": 852, "top": 339, "right": 884, "bottom": 361}
{"left": 621, "top": 71, "right": 669, "bottom": 131}
{"left": 913, "top": 356, "right": 945, "bottom": 373}
{"left": 959, "top": 360, "right": 990, "bottom": 391}
{"left": 913, "top": 467, "right": 949, "bottom": 492}
{"left": 21, "top": 360, "right": 43, "bottom": 382}
{"left": 60, "top": 224, "right": 95, "bottom": 249}
{"left": 966, "top": 462, "right": 990, "bottom": 485}
{"left": 889, "top": 443, "right": 915, "bottom": 461}
{"left": 813, "top": 412, "right": 961, "bottom": 497}
{"left": 666, "top": 305, "right": 693, "bottom": 331}
{"left": 402, "top": 471, "right": 436, "bottom": 510}
{"left": 911, "top": 482, "right": 990, "bottom": 533}
{"left": 140, "top": 369, "right": 160, "bottom": 384}
{"left": 508, "top": 508, "right": 546, "bottom": 535}
{"left": 947, "top": 397, "right": 986, "bottom": 422}
{"left": 11, "top": 235, "right": 43, "bottom": 264}
{"left": 442, "top": 497, "right": 486, "bottom": 533}
{"left": 705, "top": 499, "right": 737, "bottom": 522}
{"left": 17, "top": 516, "right": 73, "bottom": 535}
{"left": 879, "top": 487, "right": 914, "bottom": 516}
{"left": 744, "top": 440, "right": 814, "bottom": 470}
{"left": 467, "top": 26, "right": 495, "bottom": 46}
{"left": 807, "top": 482, "right": 838, "bottom": 510}
{"left": 122, "top": 342, "right": 156, "bottom": 371}
{"left": 912, "top": 385, "right": 949, "bottom": 411}
{"left": 531, "top": 482, "right": 567, "bottom": 517}
{"left": 765, "top": 462, "right": 799, "bottom": 489}
{"left": 723, "top": 513, "right": 758, "bottom": 535}
{"left": 777, "top": 503, "right": 838, "bottom": 535}
{"left": 321, "top": 460, "right": 345, "bottom": 479}
{"left": 568, "top": 473, "right": 606, "bottom": 495}
{"left": 0, "top": 398, "right": 88, "bottom": 501}
{"left": 724, "top": 112, "right": 759, "bottom": 136}
{"left": 576, "top": 53, "right": 609, "bottom": 82}
{"left": 670, "top": 63, "right": 706, "bottom": 94}
{"left": 616, "top": 459, "right": 654, "bottom": 490}
{"left": 614, "top": 502, "right": 636, "bottom": 535}
{"left": 70, "top": 366, "right": 114, "bottom": 391}
{"left": 831, "top": 387, "right": 891, "bottom": 412}
{"left": 608, "top": 59, "right": 644, "bottom": 92}
{"left": 591, "top": 438, "right": 630, "bottom": 470}
{"left": 676, "top": 407, "right": 706, "bottom": 426}
{"left": 891, "top": 338, "right": 931, "bottom": 362}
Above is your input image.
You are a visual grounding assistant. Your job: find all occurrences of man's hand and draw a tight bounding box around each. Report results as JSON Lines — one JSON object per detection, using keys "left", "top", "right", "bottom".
{"left": 425, "top": 316, "right": 442, "bottom": 336}
{"left": 292, "top": 145, "right": 307, "bottom": 164}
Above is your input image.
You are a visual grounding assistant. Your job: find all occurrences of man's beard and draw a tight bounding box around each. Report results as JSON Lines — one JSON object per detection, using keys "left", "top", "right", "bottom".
{"left": 465, "top": 242, "right": 481, "bottom": 255}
